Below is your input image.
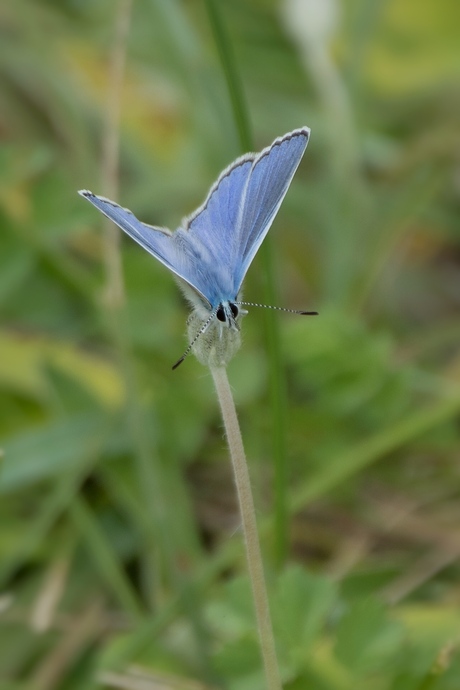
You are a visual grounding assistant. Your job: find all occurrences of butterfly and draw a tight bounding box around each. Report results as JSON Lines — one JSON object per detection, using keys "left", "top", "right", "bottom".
{"left": 79, "top": 127, "right": 316, "bottom": 368}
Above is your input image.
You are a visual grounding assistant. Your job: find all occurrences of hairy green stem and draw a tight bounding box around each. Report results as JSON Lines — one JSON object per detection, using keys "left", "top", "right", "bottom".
{"left": 210, "top": 366, "right": 282, "bottom": 690}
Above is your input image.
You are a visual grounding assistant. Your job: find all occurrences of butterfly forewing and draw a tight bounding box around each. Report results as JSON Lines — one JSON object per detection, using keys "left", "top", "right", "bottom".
{"left": 184, "top": 156, "right": 255, "bottom": 298}
{"left": 79, "top": 191, "right": 213, "bottom": 305}
{"left": 233, "top": 127, "right": 310, "bottom": 290}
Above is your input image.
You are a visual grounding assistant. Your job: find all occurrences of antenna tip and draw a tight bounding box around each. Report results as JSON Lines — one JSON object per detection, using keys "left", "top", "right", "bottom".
{"left": 172, "top": 357, "right": 185, "bottom": 370}
{"left": 300, "top": 311, "right": 319, "bottom": 316}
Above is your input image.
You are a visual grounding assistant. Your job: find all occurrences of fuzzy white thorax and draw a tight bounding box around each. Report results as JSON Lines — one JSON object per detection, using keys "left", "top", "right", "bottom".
{"left": 178, "top": 280, "right": 245, "bottom": 368}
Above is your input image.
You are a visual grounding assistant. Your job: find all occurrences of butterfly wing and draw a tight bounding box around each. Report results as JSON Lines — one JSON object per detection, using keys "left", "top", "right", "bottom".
{"left": 233, "top": 127, "right": 310, "bottom": 291}
{"left": 183, "top": 154, "right": 256, "bottom": 302}
{"left": 79, "top": 127, "right": 310, "bottom": 307}
{"left": 184, "top": 127, "right": 310, "bottom": 297}
{"left": 78, "top": 190, "right": 212, "bottom": 307}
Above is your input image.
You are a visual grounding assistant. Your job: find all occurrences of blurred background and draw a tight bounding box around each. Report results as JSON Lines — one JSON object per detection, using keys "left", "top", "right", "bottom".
{"left": 1, "top": 0, "right": 460, "bottom": 688}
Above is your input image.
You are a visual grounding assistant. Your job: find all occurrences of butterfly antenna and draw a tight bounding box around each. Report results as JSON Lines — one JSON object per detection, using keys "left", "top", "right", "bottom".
{"left": 235, "top": 301, "right": 318, "bottom": 316}
{"left": 172, "top": 308, "right": 218, "bottom": 370}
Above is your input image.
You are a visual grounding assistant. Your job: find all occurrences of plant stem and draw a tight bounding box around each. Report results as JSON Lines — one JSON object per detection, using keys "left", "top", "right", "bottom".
{"left": 203, "top": 0, "right": 252, "bottom": 152}
{"left": 101, "top": 0, "right": 132, "bottom": 309}
{"left": 99, "top": 0, "right": 166, "bottom": 606}
{"left": 210, "top": 366, "right": 282, "bottom": 690}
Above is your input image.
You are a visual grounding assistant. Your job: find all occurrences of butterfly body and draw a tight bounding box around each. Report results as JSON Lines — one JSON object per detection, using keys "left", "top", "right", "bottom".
{"left": 79, "top": 126, "right": 312, "bottom": 366}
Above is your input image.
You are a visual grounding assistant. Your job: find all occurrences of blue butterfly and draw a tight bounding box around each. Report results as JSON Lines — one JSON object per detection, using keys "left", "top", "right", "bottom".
{"left": 79, "top": 127, "right": 315, "bottom": 367}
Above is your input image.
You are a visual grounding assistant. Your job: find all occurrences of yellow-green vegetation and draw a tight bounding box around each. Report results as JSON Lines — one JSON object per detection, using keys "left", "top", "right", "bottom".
{"left": 1, "top": 1, "right": 459, "bottom": 689}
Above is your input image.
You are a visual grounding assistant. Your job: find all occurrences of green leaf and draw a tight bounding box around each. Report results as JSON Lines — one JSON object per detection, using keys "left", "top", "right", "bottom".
{"left": 334, "top": 597, "right": 404, "bottom": 675}
{"left": 1, "top": 412, "right": 111, "bottom": 492}
{"left": 274, "top": 565, "right": 337, "bottom": 668}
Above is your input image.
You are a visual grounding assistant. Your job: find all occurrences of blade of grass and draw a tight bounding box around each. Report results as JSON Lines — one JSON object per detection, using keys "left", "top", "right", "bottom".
{"left": 291, "top": 390, "right": 460, "bottom": 512}
{"left": 202, "top": 0, "right": 252, "bottom": 151}
{"left": 0, "top": 471, "right": 87, "bottom": 589}
{"left": 414, "top": 642, "right": 455, "bottom": 690}
{"left": 99, "top": 0, "right": 173, "bottom": 609}
{"left": 31, "top": 598, "right": 105, "bottom": 690}
{"left": 203, "top": 0, "right": 289, "bottom": 569}
{"left": 101, "top": 0, "right": 132, "bottom": 311}
{"left": 98, "top": 463, "right": 217, "bottom": 683}
{"left": 96, "top": 4, "right": 215, "bottom": 675}
{"left": 350, "top": 167, "right": 446, "bottom": 313}
{"left": 68, "top": 495, "right": 144, "bottom": 621}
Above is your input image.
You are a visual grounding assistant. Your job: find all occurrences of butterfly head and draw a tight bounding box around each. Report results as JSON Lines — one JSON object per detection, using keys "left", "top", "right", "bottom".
{"left": 170, "top": 297, "right": 248, "bottom": 369}
{"left": 215, "top": 301, "right": 242, "bottom": 331}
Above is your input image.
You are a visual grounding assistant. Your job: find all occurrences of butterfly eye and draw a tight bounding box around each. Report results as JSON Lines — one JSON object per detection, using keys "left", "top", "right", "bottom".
{"left": 216, "top": 306, "right": 226, "bottom": 322}
{"left": 230, "top": 303, "right": 239, "bottom": 319}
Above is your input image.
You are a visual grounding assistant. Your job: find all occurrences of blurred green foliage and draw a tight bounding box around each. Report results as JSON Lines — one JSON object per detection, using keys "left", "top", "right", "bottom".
{"left": 1, "top": 0, "right": 460, "bottom": 688}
